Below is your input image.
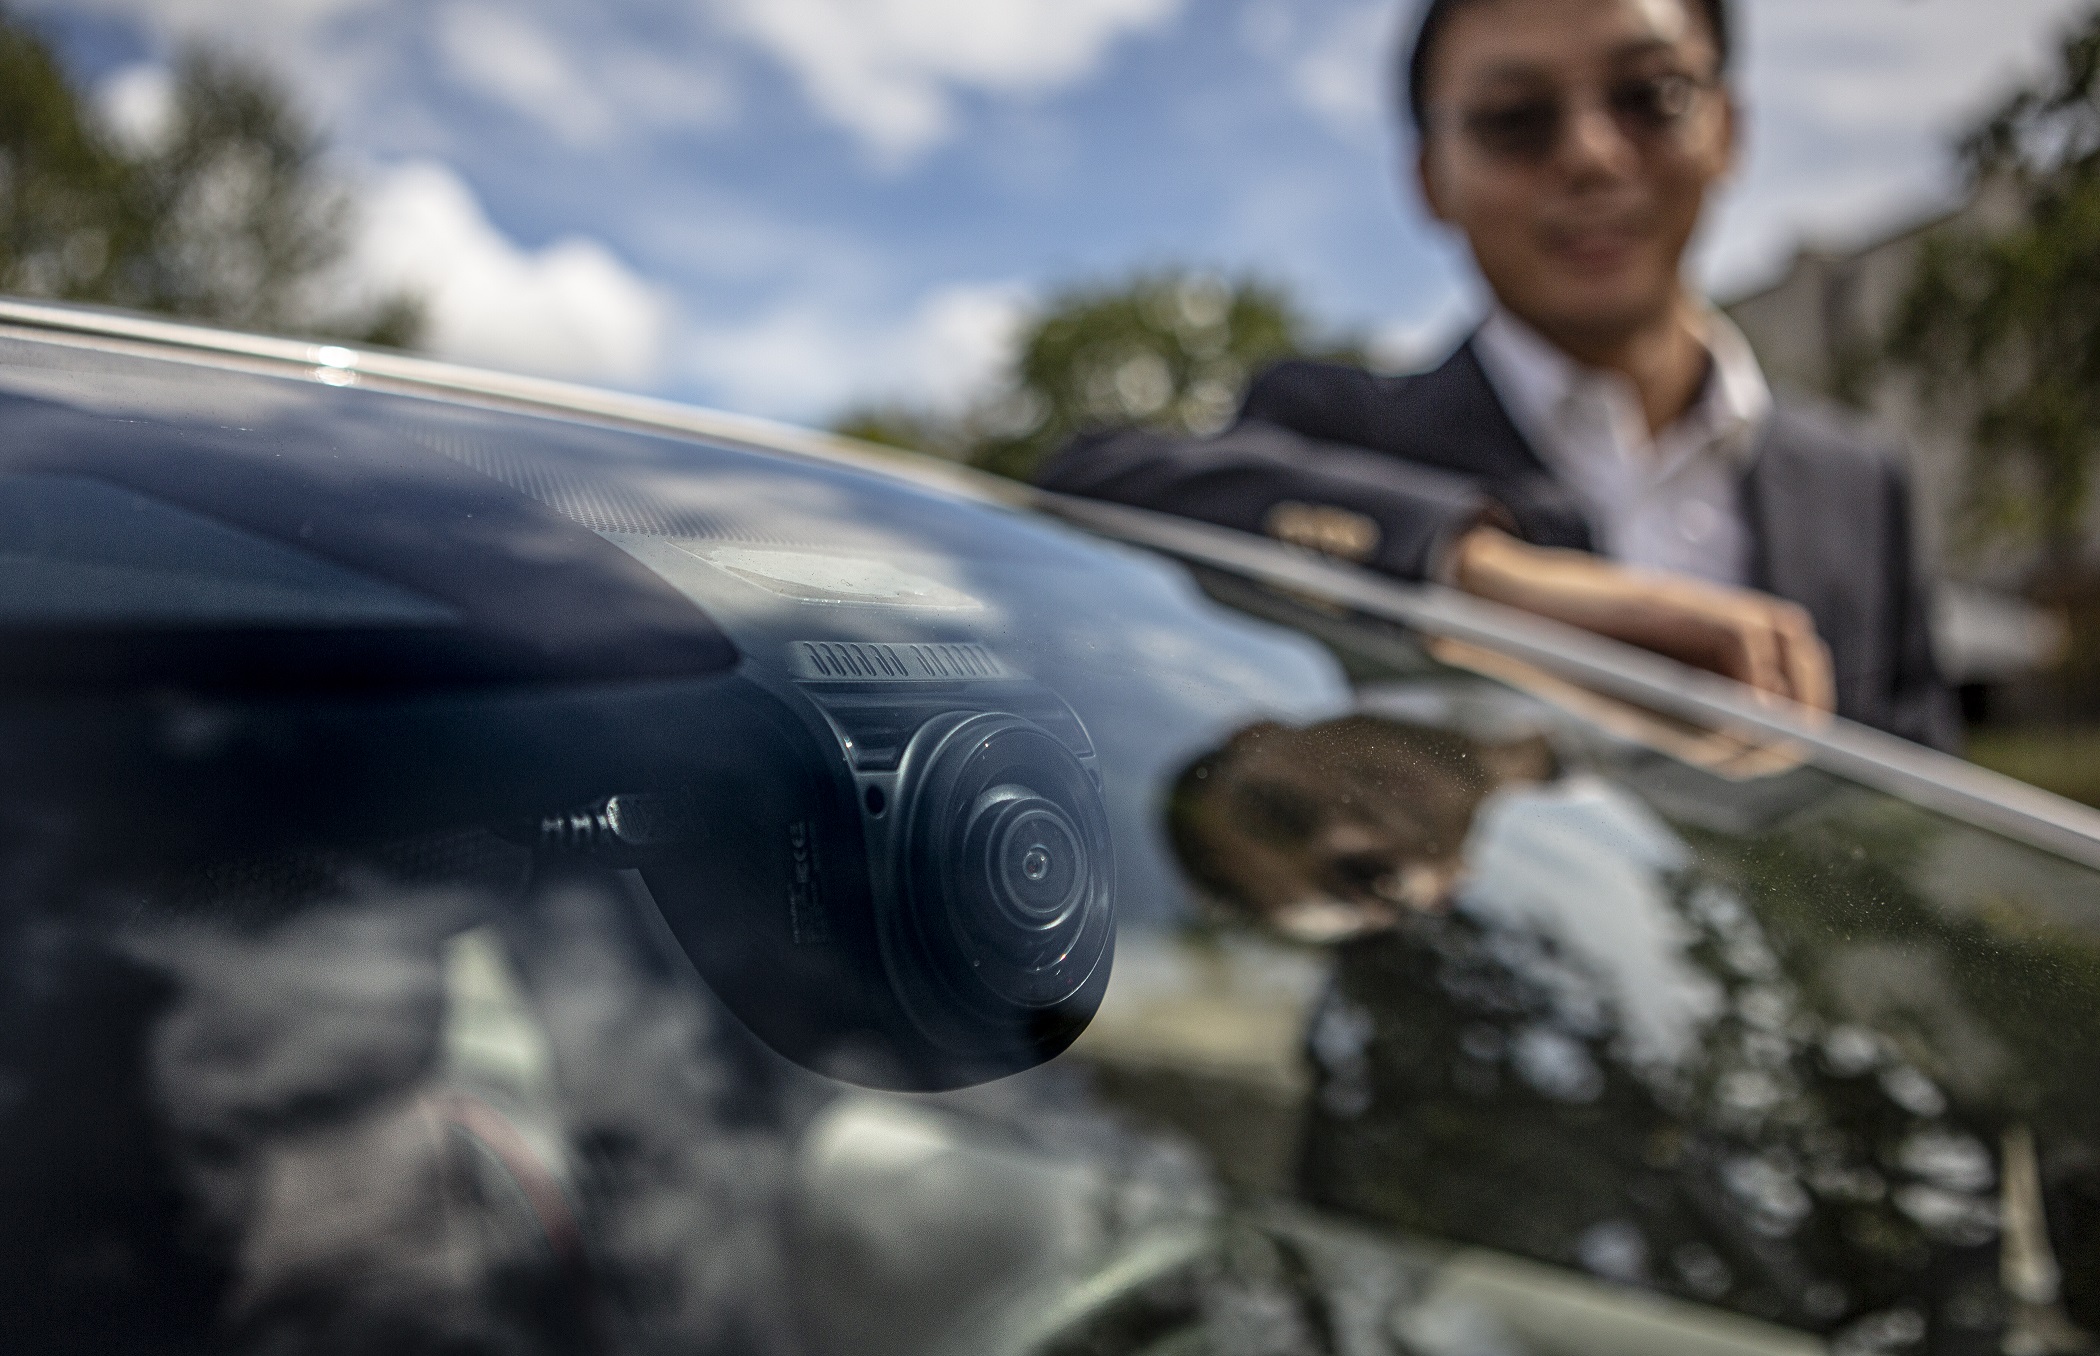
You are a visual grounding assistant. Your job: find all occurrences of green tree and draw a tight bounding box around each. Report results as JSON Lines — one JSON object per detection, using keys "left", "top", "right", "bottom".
{"left": 838, "top": 270, "right": 1363, "bottom": 482}
{"left": 833, "top": 404, "right": 977, "bottom": 463}
{"left": 0, "top": 16, "right": 142, "bottom": 303}
{"left": 1886, "top": 5, "right": 2100, "bottom": 572}
{"left": 0, "top": 13, "right": 420, "bottom": 347}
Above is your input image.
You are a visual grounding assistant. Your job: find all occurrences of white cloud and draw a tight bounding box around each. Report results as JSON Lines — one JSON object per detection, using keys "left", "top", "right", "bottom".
{"left": 351, "top": 160, "right": 671, "bottom": 386}
{"left": 1370, "top": 284, "right": 1475, "bottom": 372}
{"left": 434, "top": 3, "right": 615, "bottom": 146}
{"left": 430, "top": 5, "right": 735, "bottom": 143}
{"left": 900, "top": 281, "right": 1033, "bottom": 410}
{"left": 1702, "top": 0, "right": 2092, "bottom": 289}
{"left": 1746, "top": 0, "right": 2086, "bottom": 134}
{"left": 1286, "top": 2, "right": 1395, "bottom": 139}
{"left": 682, "top": 280, "right": 1031, "bottom": 420}
{"left": 715, "top": 0, "right": 1184, "bottom": 162}
{"left": 96, "top": 63, "right": 177, "bottom": 155}
{"left": 59, "top": 0, "right": 374, "bottom": 33}
{"left": 595, "top": 46, "right": 739, "bottom": 132}
{"left": 42, "top": 0, "right": 736, "bottom": 148}
{"left": 32, "top": 0, "right": 388, "bottom": 120}
{"left": 1236, "top": 0, "right": 1396, "bottom": 140}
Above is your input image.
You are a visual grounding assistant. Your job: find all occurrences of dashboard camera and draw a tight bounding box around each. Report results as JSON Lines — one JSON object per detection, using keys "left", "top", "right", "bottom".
{"left": 2, "top": 387, "right": 1118, "bottom": 1095}
{"left": 535, "top": 575, "right": 1116, "bottom": 1092}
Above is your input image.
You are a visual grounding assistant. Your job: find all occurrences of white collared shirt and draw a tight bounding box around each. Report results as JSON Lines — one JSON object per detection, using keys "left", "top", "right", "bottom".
{"left": 1470, "top": 307, "right": 1772, "bottom": 588}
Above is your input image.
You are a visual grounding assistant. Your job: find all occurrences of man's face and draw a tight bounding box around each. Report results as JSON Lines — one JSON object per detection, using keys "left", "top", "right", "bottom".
{"left": 1416, "top": 0, "right": 1735, "bottom": 344}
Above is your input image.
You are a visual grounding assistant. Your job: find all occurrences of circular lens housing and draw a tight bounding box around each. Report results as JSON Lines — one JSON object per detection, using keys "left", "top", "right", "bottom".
{"left": 971, "top": 788, "right": 1086, "bottom": 935}
{"left": 896, "top": 712, "right": 1114, "bottom": 1046}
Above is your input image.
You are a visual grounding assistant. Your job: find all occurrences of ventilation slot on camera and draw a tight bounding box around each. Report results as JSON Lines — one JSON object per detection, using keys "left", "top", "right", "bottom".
{"left": 791, "top": 641, "right": 1008, "bottom": 682}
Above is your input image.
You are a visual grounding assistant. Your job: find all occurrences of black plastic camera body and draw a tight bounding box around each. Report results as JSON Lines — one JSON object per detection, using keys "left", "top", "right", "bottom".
{"left": 585, "top": 638, "right": 1114, "bottom": 1091}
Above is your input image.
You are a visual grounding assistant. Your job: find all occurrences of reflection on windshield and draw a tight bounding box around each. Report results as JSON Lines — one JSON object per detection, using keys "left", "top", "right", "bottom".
{"left": 6, "top": 342, "right": 2100, "bottom": 1356}
{"left": 0, "top": 838, "right": 821, "bottom": 1353}
{"left": 1168, "top": 715, "right": 1555, "bottom": 942}
{"left": 1158, "top": 698, "right": 2100, "bottom": 1350}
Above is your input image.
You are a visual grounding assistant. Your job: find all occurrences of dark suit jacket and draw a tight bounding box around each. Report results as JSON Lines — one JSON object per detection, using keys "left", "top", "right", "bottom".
{"left": 1037, "top": 340, "right": 1960, "bottom": 751}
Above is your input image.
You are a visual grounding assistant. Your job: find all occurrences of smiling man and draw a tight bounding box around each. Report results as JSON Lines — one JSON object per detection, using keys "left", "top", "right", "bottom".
{"left": 1040, "top": 0, "right": 1958, "bottom": 750}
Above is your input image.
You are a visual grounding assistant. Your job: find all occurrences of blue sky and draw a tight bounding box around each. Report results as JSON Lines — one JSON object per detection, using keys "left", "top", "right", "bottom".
{"left": 24, "top": 0, "right": 2096, "bottom": 425}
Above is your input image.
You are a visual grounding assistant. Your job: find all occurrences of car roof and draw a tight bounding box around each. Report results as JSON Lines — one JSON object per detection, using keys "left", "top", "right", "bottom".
{"left": 5, "top": 294, "right": 2100, "bottom": 872}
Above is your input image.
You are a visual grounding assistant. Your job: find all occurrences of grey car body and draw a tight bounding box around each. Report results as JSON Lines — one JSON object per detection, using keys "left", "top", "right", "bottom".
{"left": 0, "top": 298, "right": 2095, "bottom": 1356}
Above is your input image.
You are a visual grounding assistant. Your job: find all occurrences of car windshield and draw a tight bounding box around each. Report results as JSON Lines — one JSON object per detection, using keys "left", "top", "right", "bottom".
{"left": 3, "top": 334, "right": 2096, "bottom": 1356}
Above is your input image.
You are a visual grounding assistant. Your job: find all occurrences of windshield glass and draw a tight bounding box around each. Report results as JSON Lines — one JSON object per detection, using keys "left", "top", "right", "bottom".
{"left": 3, "top": 337, "right": 2095, "bottom": 1356}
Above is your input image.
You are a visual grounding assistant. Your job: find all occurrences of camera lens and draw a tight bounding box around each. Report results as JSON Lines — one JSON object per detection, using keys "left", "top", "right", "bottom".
{"left": 995, "top": 803, "right": 1081, "bottom": 917}
{"left": 968, "top": 788, "right": 1087, "bottom": 944}
{"left": 895, "top": 712, "right": 1114, "bottom": 1043}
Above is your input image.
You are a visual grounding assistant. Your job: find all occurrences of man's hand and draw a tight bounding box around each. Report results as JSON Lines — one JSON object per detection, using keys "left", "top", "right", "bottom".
{"left": 1450, "top": 527, "right": 1836, "bottom": 715}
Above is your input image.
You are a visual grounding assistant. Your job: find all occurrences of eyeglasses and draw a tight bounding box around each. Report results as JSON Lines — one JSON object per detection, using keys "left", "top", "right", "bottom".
{"left": 1446, "top": 71, "right": 1715, "bottom": 164}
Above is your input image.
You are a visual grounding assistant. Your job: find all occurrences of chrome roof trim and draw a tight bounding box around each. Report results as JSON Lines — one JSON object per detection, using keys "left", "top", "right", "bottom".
{"left": 1038, "top": 494, "right": 2100, "bottom": 873}
{"left": 5, "top": 297, "right": 2098, "bottom": 869}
